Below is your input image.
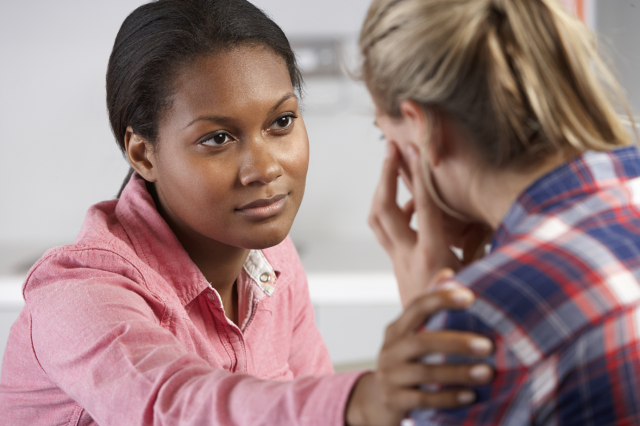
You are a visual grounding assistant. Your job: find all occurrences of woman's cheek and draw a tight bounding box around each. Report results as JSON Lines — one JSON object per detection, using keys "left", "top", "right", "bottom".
{"left": 292, "top": 134, "right": 310, "bottom": 178}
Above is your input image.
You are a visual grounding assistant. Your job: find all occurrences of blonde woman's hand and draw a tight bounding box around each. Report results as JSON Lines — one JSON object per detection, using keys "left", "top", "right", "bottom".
{"left": 397, "top": 151, "right": 489, "bottom": 266}
{"left": 369, "top": 142, "right": 490, "bottom": 306}
{"left": 345, "top": 273, "right": 494, "bottom": 426}
{"left": 369, "top": 142, "right": 457, "bottom": 306}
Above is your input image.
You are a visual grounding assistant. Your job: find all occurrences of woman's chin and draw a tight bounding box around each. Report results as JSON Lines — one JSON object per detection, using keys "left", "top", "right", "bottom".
{"left": 236, "top": 227, "right": 292, "bottom": 250}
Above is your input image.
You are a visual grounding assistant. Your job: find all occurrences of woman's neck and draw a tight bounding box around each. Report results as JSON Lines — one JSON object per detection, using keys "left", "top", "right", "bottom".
{"left": 467, "top": 153, "right": 570, "bottom": 230}
{"left": 181, "top": 235, "right": 248, "bottom": 326}
{"left": 148, "top": 182, "right": 248, "bottom": 324}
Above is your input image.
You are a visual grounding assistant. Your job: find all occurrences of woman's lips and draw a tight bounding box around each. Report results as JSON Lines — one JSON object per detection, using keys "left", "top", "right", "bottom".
{"left": 236, "top": 194, "right": 287, "bottom": 219}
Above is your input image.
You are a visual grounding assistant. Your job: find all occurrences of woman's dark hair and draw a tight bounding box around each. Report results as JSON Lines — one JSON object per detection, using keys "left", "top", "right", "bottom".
{"left": 107, "top": 0, "right": 303, "bottom": 196}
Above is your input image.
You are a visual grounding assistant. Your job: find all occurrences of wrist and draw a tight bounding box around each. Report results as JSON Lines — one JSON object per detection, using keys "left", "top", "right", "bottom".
{"left": 345, "top": 373, "right": 374, "bottom": 426}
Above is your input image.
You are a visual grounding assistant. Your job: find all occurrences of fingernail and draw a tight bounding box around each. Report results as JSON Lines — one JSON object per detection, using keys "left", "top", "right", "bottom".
{"left": 457, "top": 391, "right": 475, "bottom": 404}
{"left": 386, "top": 143, "right": 394, "bottom": 158}
{"left": 437, "top": 268, "right": 455, "bottom": 281}
{"left": 470, "top": 364, "right": 492, "bottom": 381}
{"left": 470, "top": 338, "right": 493, "bottom": 355}
{"left": 451, "top": 288, "right": 474, "bottom": 306}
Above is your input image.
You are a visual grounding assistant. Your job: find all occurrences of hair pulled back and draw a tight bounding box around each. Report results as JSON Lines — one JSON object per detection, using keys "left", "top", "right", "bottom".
{"left": 359, "top": 0, "right": 635, "bottom": 169}
{"left": 107, "top": 0, "right": 302, "bottom": 152}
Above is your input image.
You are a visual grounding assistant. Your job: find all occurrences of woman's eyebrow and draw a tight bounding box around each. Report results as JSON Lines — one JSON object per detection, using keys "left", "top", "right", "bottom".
{"left": 268, "top": 92, "right": 297, "bottom": 114}
{"left": 184, "top": 115, "right": 234, "bottom": 129}
{"left": 184, "top": 92, "right": 297, "bottom": 129}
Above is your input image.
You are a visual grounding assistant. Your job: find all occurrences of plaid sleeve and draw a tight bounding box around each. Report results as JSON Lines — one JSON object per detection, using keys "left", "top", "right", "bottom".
{"left": 412, "top": 308, "right": 532, "bottom": 426}
{"left": 412, "top": 303, "right": 640, "bottom": 426}
{"left": 551, "top": 305, "right": 640, "bottom": 425}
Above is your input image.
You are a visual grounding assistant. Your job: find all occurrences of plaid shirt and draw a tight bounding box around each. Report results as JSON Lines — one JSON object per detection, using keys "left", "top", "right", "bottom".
{"left": 415, "top": 146, "right": 640, "bottom": 426}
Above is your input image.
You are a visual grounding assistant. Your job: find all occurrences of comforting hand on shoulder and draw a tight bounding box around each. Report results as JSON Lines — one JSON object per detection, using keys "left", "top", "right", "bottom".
{"left": 345, "top": 271, "right": 493, "bottom": 426}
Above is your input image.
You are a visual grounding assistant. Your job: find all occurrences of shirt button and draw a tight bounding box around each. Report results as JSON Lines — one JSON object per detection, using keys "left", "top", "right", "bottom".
{"left": 207, "top": 292, "right": 214, "bottom": 301}
{"left": 260, "top": 273, "right": 270, "bottom": 283}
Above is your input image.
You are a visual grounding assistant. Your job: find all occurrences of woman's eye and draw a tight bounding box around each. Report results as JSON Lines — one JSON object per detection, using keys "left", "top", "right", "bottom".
{"left": 200, "top": 132, "right": 233, "bottom": 146}
{"left": 271, "top": 114, "right": 296, "bottom": 130}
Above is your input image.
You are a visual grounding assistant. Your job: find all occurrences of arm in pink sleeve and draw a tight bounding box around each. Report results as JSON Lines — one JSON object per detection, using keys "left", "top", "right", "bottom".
{"left": 26, "top": 251, "right": 360, "bottom": 426}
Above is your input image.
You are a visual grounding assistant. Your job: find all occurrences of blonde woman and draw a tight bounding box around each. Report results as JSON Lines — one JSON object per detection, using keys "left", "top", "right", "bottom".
{"left": 361, "top": 0, "right": 640, "bottom": 424}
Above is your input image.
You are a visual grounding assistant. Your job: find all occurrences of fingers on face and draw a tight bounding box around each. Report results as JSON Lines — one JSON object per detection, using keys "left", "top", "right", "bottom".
{"left": 379, "top": 142, "right": 401, "bottom": 207}
{"left": 368, "top": 143, "right": 399, "bottom": 247}
{"left": 369, "top": 142, "right": 417, "bottom": 248}
{"left": 398, "top": 154, "right": 414, "bottom": 195}
{"left": 404, "top": 145, "right": 431, "bottom": 216}
{"left": 402, "top": 144, "right": 456, "bottom": 262}
{"left": 401, "top": 198, "right": 415, "bottom": 221}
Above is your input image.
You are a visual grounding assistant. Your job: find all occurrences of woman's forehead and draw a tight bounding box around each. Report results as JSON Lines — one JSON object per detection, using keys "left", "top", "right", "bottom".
{"left": 170, "top": 46, "right": 294, "bottom": 115}
{"left": 154, "top": 46, "right": 298, "bottom": 137}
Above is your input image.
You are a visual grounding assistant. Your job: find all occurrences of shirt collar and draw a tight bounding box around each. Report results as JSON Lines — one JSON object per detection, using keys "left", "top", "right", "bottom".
{"left": 243, "top": 250, "right": 278, "bottom": 296}
{"left": 115, "top": 173, "right": 280, "bottom": 306}
{"left": 494, "top": 146, "right": 640, "bottom": 248}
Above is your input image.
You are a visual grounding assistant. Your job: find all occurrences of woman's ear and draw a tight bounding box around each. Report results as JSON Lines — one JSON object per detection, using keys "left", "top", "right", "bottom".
{"left": 399, "top": 100, "right": 444, "bottom": 166}
{"left": 124, "top": 126, "right": 158, "bottom": 182}
{"left": 398, "top": 100, "right": 427, "bottom": 139}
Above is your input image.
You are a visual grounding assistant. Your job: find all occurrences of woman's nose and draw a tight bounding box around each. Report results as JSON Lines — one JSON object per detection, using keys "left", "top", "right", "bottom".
{"left": 238, "top": 139, "right": 284, "bottom": 186}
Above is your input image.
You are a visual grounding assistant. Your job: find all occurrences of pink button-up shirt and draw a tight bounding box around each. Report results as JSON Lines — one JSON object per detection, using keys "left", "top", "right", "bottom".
{"left": 0, "top": 174, "right": 362, "bottom": 425}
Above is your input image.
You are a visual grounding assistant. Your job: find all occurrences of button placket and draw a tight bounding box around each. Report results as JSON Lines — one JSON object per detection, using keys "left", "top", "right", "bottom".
{"left": 202, "top": 285, "right": 246, "bottom": 372}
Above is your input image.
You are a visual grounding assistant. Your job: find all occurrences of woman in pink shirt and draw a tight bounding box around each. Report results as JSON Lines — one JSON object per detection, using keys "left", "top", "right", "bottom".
{"left": 0, "top": 0, "right": 493, "bottom": 424}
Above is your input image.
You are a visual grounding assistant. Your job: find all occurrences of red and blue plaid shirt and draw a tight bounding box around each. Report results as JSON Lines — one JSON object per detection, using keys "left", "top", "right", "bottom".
{"left": 416, "top": 146, "right": 640, "bottom": 425}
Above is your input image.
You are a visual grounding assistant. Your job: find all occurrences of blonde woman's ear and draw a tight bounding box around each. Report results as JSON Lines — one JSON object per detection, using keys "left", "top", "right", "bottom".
{"left": 397, "top": 100, "right": 427, "bottom": 153}
{"left": 398, "top": 100, "right": 427, "bottom": 136}
{"left": 124, "top": 126, "right": 158, "bottom": 182}
{"left": 399, "top": 100, "right": 445, "bottom": 166}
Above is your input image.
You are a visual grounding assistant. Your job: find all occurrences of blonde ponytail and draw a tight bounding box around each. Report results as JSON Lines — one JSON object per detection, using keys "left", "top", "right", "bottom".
{"left": 359, "top": 0, "right": 636, "bottom": 169}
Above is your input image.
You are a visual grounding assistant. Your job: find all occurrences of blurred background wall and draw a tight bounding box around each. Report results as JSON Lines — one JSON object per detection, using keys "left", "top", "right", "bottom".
{"left": 5, "top": 0, "right": 637, "bottom": 271}
{"left": 1, "top": 0, "right": 638, "bottom": 368}
{"left": 0, "top": 0, "right": 395, "bottom": 273}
